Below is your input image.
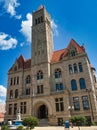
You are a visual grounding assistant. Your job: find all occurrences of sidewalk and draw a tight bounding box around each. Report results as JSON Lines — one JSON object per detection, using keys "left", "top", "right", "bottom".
{"left": 34, "top": 126, "right": 97, "bottom": 130}
{"left": 0, "top": 126, "right": 97, "bottom": 130}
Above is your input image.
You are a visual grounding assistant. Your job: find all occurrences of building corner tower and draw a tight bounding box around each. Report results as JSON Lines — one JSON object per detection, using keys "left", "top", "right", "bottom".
{"left": 31, "top": 6, "right": 54, "bottom": 96}
{"left": 31, "top": 6, "right": 54, "bottom": 65}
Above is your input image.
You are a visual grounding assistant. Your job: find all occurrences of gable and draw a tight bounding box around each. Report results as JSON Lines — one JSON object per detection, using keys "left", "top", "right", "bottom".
{"left": 51, "top": 38, "right": 85, "bottom": 63}
{"left": 8, "top": 55, "right": 31, "bottom": 72}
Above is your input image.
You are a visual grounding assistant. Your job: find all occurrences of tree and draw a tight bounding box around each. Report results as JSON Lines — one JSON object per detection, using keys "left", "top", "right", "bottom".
{"left": 70, "top": 116, "right": 86, "bottom": 126}
{"left": 22, "top": 116, "right": 38, "bottom": 129}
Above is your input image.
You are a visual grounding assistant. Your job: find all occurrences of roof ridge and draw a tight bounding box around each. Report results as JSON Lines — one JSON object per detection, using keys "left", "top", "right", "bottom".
{"left": 53, "top": 48, "right": 66, "bottom": 53}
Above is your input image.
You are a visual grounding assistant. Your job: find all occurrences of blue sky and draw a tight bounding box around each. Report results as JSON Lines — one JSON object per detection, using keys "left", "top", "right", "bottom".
{"left": 0, "top": 0, "right": 97, "bottom": 104}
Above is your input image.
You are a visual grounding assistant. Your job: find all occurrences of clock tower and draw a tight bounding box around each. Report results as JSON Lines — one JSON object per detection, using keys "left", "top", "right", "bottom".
{"left": 31, "top": 6, "right": 54, "bottom": 65}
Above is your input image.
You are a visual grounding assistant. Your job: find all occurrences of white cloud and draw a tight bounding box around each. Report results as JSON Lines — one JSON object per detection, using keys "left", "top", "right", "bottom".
{"left": 0, "top": 85, "right": 6, "bottom": 107}
{"left": 20, "top": 13, "right": 32, "bottom": 43}
{"left": 15, "top": 15, "right": 22, "bottom": 19}
{"left": 0, "top": 85, "right": 6, "bottom": 97}
{"left": 0, "top": 99, "right": 6, "bottom": 104}
{"left": 20, "top": 42, "right": 24, "bottom": 47}
{"left": 51, "top": 19, "right": 58, "bottom": 36}
{"left": 0, "top": 0, "right": 21, "bottom": 19}
{"left": 0, "top": 32, "right": 18, "bottom": 50}
{"left": 20, "top": 13, "right": 58, "bottom": 44}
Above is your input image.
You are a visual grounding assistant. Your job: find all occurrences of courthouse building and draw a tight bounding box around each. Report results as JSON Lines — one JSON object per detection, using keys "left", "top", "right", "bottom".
{"left": 5, "top": 6, "right": 97, "bottom": 125}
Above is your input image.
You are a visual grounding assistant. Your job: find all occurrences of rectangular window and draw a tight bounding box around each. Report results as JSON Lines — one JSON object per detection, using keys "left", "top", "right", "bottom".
{"left": 58, "top": 118, "right": 63, "bottom": 126}
{"left": 24, "top": 102, "right": 26, "bottom": 114}
{"left": 10, "top": 78, "right": 13, "bottom": 86}
{"left": 20, "top": 102, "right": 26, "bottom": 114}
{"left": 79, "top": 62, "right": 83, "bottom": 72}
{"left": 73, "top": 63, "right": 78, "bottom": 73}
{"left": 9, "top": 104, "right": 12, "bottom": 115}
{"left": 82, "top": 96, "right": 89, "bottom": 110}
{"left": 37, "top": 85, "right": 43, "bottom": 94}
{"left": 17, "top": 76, "right": 19, "bottom": 85}
{"left": 55, "top": 98, "right": 64, "bottom": 112}
{"left": 14, "top": 77, "right": 16, "bottom": 85}
{"left": 56, "top": 83, "right": 63, "bottom": 91}
{"left": 14, "top": 103, "right": 17, "bottom": 115}
{"left": 73, "top": 97, "right": 80, "bottom": 110}
{"left": 68, "top": 65, "right": 73, "bottom": 74}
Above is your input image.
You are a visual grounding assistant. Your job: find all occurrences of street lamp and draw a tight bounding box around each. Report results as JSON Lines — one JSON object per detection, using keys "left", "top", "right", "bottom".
{"left": 68, "top": 106, "right": 74, "bottom": 116}
{"left": 86, "top": 88, "right": 94, "bottom": 121}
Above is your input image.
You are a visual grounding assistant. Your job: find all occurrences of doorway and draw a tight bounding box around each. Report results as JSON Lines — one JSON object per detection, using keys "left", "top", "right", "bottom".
{"left": 38, "top": 105, "right": 48, "bottom": 119}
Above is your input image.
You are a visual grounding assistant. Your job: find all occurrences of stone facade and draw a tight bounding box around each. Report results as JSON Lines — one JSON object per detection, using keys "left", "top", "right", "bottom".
{"left": 5, "top": 6, "right": 97, "bottom": 125}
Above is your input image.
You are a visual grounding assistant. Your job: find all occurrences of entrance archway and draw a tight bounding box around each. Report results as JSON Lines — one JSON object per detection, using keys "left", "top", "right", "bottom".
{"left": 38, "top": 105, "right": 48, "bottom": 119}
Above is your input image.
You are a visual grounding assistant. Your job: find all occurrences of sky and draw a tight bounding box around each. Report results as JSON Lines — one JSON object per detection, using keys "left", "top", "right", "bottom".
{"left": 0, "top": 0, "right": 97, "bottom": 104}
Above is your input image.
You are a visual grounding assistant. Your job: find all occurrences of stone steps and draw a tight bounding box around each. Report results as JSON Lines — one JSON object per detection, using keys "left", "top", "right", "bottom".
{"left": 39, "top": 119, "right": 49, "bottom": 126}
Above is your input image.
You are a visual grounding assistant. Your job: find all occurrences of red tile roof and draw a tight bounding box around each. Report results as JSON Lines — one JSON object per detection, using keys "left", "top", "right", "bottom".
{"left": 51, "top": 39, "right": 85, "bottom": 63}
{"left": 51, "top": 48, "right": 68, "bottom": 62}
{"left": 67, "top": 39, "right": 85, "bottom": 53}
{"left": 9, "top": 55, "right": 31, "bottom": 72}
{"left": 17, "top": 55, "right": 31, "bottom": 69}
{"left": 9, "top": 39, "right": 85, "bottom": 71}
{"left": 17, "top": 55, "right": 24, "bottom": 69}
{"left": 24, "top": 59, "right": 31, "bottom": 69}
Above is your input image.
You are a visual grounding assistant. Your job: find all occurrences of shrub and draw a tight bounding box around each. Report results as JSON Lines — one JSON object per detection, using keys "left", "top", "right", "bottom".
{"left": 17, "top": 126, "right": 23, "bottom": 130}
{"left": 70, "top": 116, "right": 86, "bottom": 126}
{"left": 1, "top": 125, "right": 9, "bottom": 130}
{"left": 22, "top": 116, "right": 38, "bottom": 129}
{"left": 91, "top": 121, "right": 96, "bottom": 126}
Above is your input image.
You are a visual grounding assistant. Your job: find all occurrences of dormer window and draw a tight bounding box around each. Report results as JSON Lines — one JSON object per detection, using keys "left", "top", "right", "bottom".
{"left": 71, "top": 50, "right": 76, "bottom": 57}
{"left": 14, "top": 66, "right": 17, "bottom": 71}
{"left": 68, "top": 45, "right": 77, "bottom": 57}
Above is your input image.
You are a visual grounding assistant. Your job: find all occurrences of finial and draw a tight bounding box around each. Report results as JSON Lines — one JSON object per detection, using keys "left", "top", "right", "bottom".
{"left": 38, "top": 5, "right": 44, "bottom": 10}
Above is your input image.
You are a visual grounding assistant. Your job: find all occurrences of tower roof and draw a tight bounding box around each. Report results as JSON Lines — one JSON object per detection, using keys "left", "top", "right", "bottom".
{"left": 38, "top": 5, "right": 44, "bottom": 10}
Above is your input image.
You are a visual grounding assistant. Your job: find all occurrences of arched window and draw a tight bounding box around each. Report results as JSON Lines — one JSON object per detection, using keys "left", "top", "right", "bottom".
{"left": 26, "top": 75, "right": 31, "bottom": 84}
{"left": 79, "top": 78, "right": 86, "bottom": 89}
{"left": 55, "top": 68, "right": 62, "bottom": 78}
{"left": 73, "top": 63, "right": 78, "bottom": 73}
{"left": 71, "top": 79, "right": 77, "bottom": 91}
{"left": 15, "top": 89, "right": 18, "bottom": 98}
{"left": 78, "top": 62, "right": 83, "bottom": 72}
{"left": 37, "top": 70, "right": 43, "bottom": 80}
{"left": 10, "top": 90, "right": 13, "bottom": 99}
{"left": 68, "top": 64, "right": 73, "bottom": 74}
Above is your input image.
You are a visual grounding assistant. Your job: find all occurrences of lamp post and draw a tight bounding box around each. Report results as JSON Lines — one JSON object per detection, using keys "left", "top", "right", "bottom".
{"left": 67, "top": 106, "right": 74, "bottom": 129}
{"left": 86, "top": 88, "right": 94, "bottom": 121}
{"left": 68, "top": 106, "right": 74, "bottom": 117}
